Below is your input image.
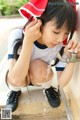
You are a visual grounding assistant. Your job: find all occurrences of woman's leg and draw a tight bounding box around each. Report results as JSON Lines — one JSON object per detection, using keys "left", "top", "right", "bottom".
{"left": 29, "top": 59, "right": 60, "bottom": 108}
{"left": 29, "top": 59, "right": 53, "bottom": 87}
{"left": 5, "top": 66, "right": 30, "bottom": 112}
{"left": 6, "top": 71, "right": 30, "bottom": 91}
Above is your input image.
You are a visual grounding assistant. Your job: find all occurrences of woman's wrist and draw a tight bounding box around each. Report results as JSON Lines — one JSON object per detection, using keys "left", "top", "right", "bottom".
{"left": 23, "top": 36, "right": 34, "bottom": 44}
{"left": 66, "top": 62, "right": 76, "bottom": 69}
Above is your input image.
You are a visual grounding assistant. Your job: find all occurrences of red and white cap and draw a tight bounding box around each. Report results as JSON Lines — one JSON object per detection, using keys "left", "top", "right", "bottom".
{"left": 19, "top": 0, "right": 48, "bottom": 21}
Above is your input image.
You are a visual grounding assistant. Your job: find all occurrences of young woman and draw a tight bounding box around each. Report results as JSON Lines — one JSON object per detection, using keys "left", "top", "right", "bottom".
{"left": 5, "top": 0, "right": 80, "bottom": 112}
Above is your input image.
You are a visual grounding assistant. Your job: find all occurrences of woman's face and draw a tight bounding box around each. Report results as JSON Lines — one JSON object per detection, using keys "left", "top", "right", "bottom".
{"left": 41, "top": 20, "right": 69, "bottom": 48}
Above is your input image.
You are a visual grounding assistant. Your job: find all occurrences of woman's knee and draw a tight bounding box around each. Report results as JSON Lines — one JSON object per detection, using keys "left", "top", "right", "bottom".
{"left": 29, "top": 59, "right": 54, "bottom": 84}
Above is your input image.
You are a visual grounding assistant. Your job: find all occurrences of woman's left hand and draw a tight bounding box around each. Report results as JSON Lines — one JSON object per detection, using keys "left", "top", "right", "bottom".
{"left": 64, "top": 40, "right": 80, "bottom": 58}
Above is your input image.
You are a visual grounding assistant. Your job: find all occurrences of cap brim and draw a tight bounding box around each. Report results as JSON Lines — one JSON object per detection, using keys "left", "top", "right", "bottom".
{"left": 19, "top": 3, "right": 44, "bottom": 19}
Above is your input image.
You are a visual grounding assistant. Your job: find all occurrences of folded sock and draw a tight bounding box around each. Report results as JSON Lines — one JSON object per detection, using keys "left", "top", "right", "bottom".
{"left": 6, "top": 82, "right": 21, "bottom": 91}
{"left": 36, "top": 77, "right": 53, "bottom": 89}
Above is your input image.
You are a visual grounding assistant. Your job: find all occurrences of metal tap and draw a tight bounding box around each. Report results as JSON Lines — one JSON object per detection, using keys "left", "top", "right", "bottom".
{"left": 57, "top": 52, "right": 80, "bottom": 63}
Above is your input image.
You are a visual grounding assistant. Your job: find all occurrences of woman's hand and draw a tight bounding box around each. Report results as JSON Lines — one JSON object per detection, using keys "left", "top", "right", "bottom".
{"left": 24, "top": 19, "right": 42, "bottom": 43}
{"left": 64, "top": 40, "right": 80, "bottom": 58}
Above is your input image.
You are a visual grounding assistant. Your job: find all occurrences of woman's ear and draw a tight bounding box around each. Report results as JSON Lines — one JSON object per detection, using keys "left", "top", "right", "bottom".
{"left": 37, "top": 19, "right": 43, "bottom": 32}
{"left": 40, "top": 26, "right": 42, "bottom": 32}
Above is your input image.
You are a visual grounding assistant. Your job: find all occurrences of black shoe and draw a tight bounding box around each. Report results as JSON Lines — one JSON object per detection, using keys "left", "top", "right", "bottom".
{"left": 6, "top": 90, "right": 21, "bottom": 112}
{"left": 45, "top": 86, "right": 60, "bottom": 108}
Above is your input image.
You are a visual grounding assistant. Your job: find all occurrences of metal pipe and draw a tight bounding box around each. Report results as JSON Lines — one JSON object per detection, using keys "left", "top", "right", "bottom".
{"left": 57, "top": 52, "right": 80, "bottom": 63}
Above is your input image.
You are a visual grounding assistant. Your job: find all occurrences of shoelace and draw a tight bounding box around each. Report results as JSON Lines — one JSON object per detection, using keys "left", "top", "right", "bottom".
{"left": 45, "top": 87, "right": 59, "bottom": 99}
{"left": 7, "top": 91, "right": 21, "bottom": 103}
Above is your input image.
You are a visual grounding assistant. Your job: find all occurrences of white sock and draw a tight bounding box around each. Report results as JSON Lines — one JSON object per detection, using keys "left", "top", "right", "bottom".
{"left": 7, "top": 82, "right": 21, "bottom": 91}
{"left": 36, "top": 77, "right": 53, "bottom": 89}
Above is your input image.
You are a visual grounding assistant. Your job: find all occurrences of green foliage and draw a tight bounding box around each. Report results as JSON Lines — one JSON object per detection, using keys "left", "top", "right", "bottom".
{"left": 0, "top": 0, "right": 29, "bottom": 16}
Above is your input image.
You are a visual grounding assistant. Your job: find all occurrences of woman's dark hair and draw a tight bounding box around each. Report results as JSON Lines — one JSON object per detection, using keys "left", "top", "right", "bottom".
{"left": 40, "top": 0, "right": 76, "bottom": 38}
{"left": 13, "top": 0, "right": 76, "bottom": 62}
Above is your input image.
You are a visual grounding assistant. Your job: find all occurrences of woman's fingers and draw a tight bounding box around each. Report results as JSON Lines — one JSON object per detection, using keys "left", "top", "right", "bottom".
{"left": 26, "top": 19, "right": 42, "bottom": 30}
{"left": 30, "top": 19, "right": 42, "bottom": 31}
{"left": 64, "top": 40, "right": 73, "bottom": 52}
{"left": 26, "top": 19, "right": 38, "bottom": 29}
{"left": 67, "top": 40, "right": 78, "bottom": 52}
{"left": 74, "top": 44, "right": 80, "bottom": 53}
{"left": 64, "top": 40, "right": 80, "bottom": 57}
{"left": 67, "top": 40, "right": 73, "bottom": 49}
{"left": 24, "top": 19, "right": 42, "bottom": 42}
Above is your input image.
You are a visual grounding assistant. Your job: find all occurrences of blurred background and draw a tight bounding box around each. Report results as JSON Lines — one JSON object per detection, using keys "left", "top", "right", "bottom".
{"left": 0, "top": 0, "right": 79, "bottom": 16}
{"left": 0, "top": 0, "right": 29, "bottom": 16}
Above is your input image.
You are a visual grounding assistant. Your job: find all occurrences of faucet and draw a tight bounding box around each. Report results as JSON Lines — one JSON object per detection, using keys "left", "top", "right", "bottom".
{"left": 57, "top": 52, "right": 80, "bottom": 63}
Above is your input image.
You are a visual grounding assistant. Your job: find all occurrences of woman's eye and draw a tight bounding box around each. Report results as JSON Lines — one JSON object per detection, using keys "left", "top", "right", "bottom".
{"left": 66, "top": 33, "right": 69, "bottom": 35}
{"left": 53, "top": 31, "right": 60, "bottom": 34}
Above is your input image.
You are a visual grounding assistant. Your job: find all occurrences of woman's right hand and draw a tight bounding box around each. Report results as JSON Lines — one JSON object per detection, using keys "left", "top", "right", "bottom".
{"left": 24, "top": 19, "right": 42, "bottom": 43}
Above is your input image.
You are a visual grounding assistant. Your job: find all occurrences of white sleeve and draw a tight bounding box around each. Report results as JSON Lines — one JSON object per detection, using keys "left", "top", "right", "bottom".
{"left": 8, "top": 28, "right": 23, "bottom": 56}
{"left": 55, "top": 53, "right": 67, "bottom": 71}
